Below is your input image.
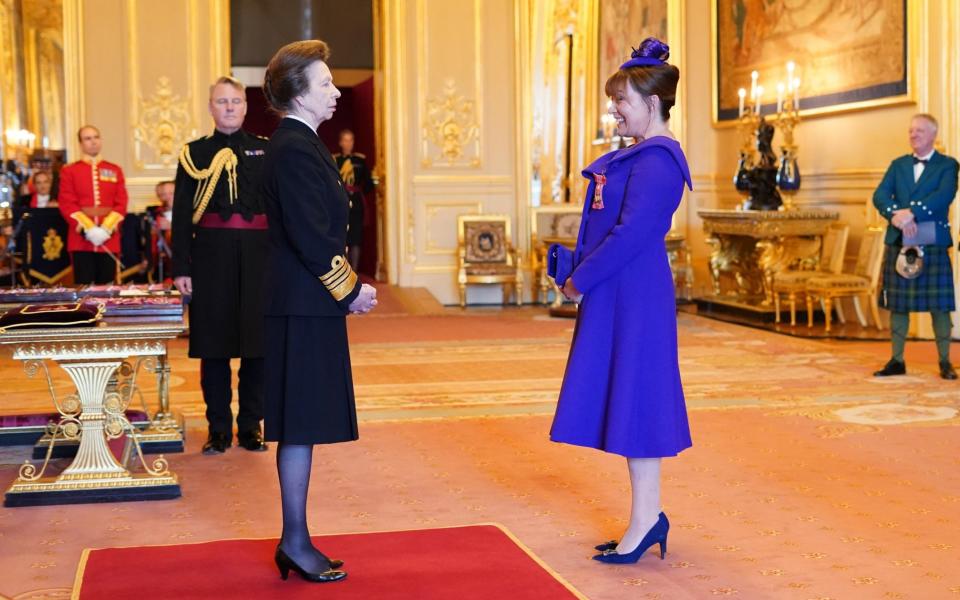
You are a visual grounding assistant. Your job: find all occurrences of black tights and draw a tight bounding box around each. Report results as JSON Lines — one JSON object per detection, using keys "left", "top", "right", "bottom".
{"left": 277, "top": 443, "right": 332, "bottom": 572}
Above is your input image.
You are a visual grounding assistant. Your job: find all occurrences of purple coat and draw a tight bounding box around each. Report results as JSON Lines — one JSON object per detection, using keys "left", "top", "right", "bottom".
{"left": 549, "top": 137, "right": 693, "bottom": 458}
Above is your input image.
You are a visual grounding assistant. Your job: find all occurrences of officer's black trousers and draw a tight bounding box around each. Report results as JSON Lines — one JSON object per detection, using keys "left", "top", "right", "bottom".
{"left": 200, "top": 357, "right": 264, "bottom": 435}
{"left": 72, "top": 252, "right": 116, "bottom": 284}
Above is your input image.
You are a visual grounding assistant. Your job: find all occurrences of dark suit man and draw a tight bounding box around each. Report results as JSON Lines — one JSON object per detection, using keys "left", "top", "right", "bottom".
{"left": 872, "top": 113, "right": 958, "bottom": 380}
{"left": 172, "top": 76, "right": 270, "bottom": 453}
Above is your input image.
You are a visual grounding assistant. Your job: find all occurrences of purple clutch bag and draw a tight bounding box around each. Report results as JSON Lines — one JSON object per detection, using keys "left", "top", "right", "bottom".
{"left": 547, "top": 244, "right": 574, "bottom": 286}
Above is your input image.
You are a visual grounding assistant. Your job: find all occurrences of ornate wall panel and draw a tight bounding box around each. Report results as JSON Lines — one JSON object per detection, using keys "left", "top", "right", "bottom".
{"left": 382, "top": 0, "right": 526, "bottom": 304}
{"left": 66, "top": 0, "right": 229, "bottom": 209}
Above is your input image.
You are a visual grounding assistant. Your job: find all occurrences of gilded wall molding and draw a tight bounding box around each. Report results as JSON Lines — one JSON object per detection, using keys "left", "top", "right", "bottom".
{"left": 420, "top": 79, "right": 481, "bottom": 168}
{"left": 424, "top": 200, "right": 483, "bottom": 254}
{"left": 133, "top": 76, "right": 195, "bottom": 169}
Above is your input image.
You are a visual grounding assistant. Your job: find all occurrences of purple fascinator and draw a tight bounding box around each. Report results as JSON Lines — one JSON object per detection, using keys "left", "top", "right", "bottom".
{"left": 620, "top": 37, "right": 670, "bottom": 69}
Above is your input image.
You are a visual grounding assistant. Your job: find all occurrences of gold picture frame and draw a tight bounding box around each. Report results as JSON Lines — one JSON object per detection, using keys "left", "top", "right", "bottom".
{"left": 711, "top": 0, "right": 917, "bottom": 126}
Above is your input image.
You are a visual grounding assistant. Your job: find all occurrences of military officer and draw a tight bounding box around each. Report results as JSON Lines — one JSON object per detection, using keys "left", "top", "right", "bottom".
{"left": 171, "top": 76, "right": 270, "bottom": 454}
{"left": 333, "top": 129, "right": 374, "bottom": 271}
{"left": 872, "top": 113, "right": 958, "bottom": 380}
{"left": 58, "top": 125, "right": 128, "bottom": 284}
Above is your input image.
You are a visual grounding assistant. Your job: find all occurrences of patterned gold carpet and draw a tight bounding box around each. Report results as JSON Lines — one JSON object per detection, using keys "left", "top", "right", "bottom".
{"left": 0, "top": 288, "right": 957, "bottom": 599}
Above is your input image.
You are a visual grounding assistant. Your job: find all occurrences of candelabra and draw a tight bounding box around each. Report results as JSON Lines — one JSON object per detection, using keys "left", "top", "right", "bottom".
{"left": 733, "top": 65, "right": 803, "bottom": 211}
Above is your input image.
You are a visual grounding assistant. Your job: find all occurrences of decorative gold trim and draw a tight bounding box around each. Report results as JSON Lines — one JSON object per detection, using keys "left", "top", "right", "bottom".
{"left": 70, "top": 210, "right": 95, "bottom": 231}
{"left": 319, "top": 256, "right": 358, "bottom": 302}
{"left": 101, "top": 210, "right": 123, "bottom": 232}
{"left": 28, "top": 265, "right": 73, "bottom": 286}
{"left": 424, "top": 201, "right": 483, "bottom": 254}
{"left": 710, "top": 0, "right": 919, "bottom": 127}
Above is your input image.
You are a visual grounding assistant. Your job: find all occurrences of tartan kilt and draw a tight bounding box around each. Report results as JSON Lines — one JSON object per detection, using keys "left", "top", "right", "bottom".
{"left": 879, "top": 245, "right": 956, "bottom": 313}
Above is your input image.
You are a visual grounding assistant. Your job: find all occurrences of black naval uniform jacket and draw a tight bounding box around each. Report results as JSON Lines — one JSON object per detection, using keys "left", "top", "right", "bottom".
{"left": 333, "top": 152, "right": 374, "bottom": 246}
{"left": 261, "top": 118, "right": 361, "bottom": 316}
{"left": 171, "top": 129, "right": 269, "bottom": 358}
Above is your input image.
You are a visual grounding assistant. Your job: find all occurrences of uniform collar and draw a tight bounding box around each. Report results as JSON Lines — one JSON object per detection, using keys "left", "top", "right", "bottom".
{"left": 81, "top": 155, "right": 101, "bottom": 165}
{"left": 212, "top": 128, "right": 244, "bottom": 141}
{"left": 282, "top": 115, "right": 317, "bottom": 136}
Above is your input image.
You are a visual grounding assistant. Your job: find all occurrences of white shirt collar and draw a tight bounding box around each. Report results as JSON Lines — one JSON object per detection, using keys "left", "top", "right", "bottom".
{"left": 284, "top": 114, "right": 317, "bottom": 136}
{"left": 914, "top": 149, "right": 935, "bottom": 161}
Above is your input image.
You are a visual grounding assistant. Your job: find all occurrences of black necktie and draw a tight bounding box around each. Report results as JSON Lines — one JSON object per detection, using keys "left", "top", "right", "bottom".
{"left": 913, "top": 157, "right": 929, "bottom": 165}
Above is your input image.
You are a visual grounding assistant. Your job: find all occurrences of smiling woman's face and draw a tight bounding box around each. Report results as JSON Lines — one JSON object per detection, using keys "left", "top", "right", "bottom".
{"left": 608, "top": 82, "right": 655, "bottom": 140}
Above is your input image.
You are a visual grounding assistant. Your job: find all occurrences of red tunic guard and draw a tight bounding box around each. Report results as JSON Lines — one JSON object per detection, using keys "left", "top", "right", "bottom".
{"left": 58, "top": 158, "right": 128, "bottom": 253}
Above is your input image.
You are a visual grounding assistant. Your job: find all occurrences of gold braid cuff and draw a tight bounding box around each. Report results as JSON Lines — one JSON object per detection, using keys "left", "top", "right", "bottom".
{"left": 178, "top": 145, "right": 239, "bottom": 224}
{"left": 101, "top": 211, "right": 124, "bottom": 232}
{"left": 70, "top": 211, "right": 95, "bottom": 232}
{"left": 319, "top": 255, "right": 358, "bottom": 302}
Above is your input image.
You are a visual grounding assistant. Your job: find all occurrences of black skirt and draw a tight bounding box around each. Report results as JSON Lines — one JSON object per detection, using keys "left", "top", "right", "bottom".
{"left": 263, "top": 316, "right": 359, "bottom": 445}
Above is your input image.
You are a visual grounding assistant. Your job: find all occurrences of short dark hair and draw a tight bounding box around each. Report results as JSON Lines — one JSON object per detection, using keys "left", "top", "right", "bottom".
{"left": 33, "top": 170, "right": 52, "bottom": 182}
{"left": 604, "top": 63, "right": 680, "bottom": 121}
{"left": 155, "top": 180, "right": 174, "bottom": 191}
{"left": 263, "top": 40, "right": 331, "bottom": 114}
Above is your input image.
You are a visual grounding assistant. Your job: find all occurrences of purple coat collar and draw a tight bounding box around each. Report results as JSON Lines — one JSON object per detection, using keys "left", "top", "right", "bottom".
{"left": 582, "top": 136, "right": 693, "bottom": 191}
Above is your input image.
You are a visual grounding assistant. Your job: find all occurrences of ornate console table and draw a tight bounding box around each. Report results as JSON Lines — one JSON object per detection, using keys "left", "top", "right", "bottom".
{"left": 698, "top": 209, "right": 839, "bottom": 309}
{"left": 1, "top": 321, "right": 184, "bottom": 506}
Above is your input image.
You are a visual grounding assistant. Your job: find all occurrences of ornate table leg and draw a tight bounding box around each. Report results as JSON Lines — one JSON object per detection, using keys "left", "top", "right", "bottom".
{"left": 4, "top": 357, "right": 180, "bottom": 507}
{"left": 130, "top": 351, "right": 185, "bottom": 453}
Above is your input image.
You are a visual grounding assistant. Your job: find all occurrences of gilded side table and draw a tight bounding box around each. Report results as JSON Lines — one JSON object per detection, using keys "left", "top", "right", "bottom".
{"left": 1, "top": 321, "right": 184, "bottom": 506}
{"left": 698, "top": 209, "right": 839, "bottom": 309}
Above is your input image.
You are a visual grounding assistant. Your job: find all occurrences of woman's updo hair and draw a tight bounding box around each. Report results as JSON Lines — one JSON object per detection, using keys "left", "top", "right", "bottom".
{"left": 604, "top": 37, "right": 680, "bottom": 121}
{"left": 263, "top": 40, "right": 331, "bottom": 114}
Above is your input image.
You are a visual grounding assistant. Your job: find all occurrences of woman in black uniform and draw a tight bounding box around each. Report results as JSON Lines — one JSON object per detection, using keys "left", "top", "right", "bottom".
{"left": 260, "top": 39, "right": 378, "bottom": 584}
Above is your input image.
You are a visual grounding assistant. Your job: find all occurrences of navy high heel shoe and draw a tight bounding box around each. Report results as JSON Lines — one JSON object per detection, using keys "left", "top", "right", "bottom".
{"left": 275, "top": 546, "right": 347, "bottom": 582}
{"left": 592, "top": 512, "right": 669, "bottom": 564}
{"left": 594, "top": 512, "right": 666, "bottom": 551}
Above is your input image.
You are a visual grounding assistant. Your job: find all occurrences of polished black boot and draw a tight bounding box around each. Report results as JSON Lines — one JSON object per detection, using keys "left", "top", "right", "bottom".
{"left": 873, "top": 359, "right": 906, "bottom": 377}
{"left": 238, "top": 428, "right": 268, "bottom": 452}
{"left": 202, "top": 431, "right": 231, "bottom": 455}
{"left": 940, "top": 361, "right": 958, "bottom": 380}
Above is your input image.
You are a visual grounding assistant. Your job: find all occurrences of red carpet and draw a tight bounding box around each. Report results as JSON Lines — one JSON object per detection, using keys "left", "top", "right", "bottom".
{"left": 73, "top": 524, "right": 585, "bottom": 599}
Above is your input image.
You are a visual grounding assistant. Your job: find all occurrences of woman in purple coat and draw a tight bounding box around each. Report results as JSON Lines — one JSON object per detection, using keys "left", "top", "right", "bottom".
{"left": 550, "top": 38, "right": 692, "bottom": 564}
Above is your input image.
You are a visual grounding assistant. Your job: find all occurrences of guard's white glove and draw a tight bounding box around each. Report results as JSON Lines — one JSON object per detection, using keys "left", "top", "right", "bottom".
{"left": 84, "top": 226, "right": 111, "bottom": 246}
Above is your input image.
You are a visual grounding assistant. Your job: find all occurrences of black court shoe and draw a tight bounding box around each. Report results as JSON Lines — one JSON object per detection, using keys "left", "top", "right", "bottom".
{"left": 237, "top": 429, "right": 268, "bottom": 452}
{"left": 201, "top": 431, "right": 231, "bottom": 455}
{"left": 274, "top": 546, "right": 346, "bottom": 583}
{"left": 940, "top": 362, "right": 958, "bottom": 380}
{"left": 873, "top": 359, "right": 906, "bottom": 377}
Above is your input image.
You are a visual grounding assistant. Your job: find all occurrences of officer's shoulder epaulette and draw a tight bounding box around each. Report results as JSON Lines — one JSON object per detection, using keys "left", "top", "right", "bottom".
{"left": 256, "top": 134, "right": 269, "bottom": 141}
{"left": 332, "top": 152, "right": 342, "bottom": 159}
{"left": 353, "top": 152, "right": 366, "bottom": 159}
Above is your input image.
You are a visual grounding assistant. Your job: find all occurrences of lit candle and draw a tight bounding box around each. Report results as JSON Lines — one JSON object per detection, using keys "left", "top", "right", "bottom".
{"left": 750, "top": 70, "right": 759, "bottom": 100}
{"left": 787, "top": 60, "right": 795, "bottom": 82}
{"left": 738, "top": 88, "right": 746, "bottom": 117}
{"left": 755, "top": 85, "right": 763, "bottom": 113}
{"left": 776, "top": 82, "right": 785, "bottom": 114}
{"left": 42, "top": 136, "right": 49, "bottom": 149}
{"left": 792, "top": 77, "right": 801, "bottom": 106}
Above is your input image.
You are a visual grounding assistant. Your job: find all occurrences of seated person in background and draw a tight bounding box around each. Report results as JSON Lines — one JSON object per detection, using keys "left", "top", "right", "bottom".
{"left": 149, "top": 180, "right": 175, "bottom": 231}
{"left": 20, "top": 170, "right": 57, "bottom": 208}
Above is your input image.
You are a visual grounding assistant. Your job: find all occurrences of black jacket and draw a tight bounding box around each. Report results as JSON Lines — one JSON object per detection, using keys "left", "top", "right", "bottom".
{"left": 261, "top": 118, "right": 361, "bottom": 316}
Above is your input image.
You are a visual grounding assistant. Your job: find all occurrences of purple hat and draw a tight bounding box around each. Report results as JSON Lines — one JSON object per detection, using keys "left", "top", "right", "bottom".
{"left": 620, "top": 37, "right": 670, "bottom": 69}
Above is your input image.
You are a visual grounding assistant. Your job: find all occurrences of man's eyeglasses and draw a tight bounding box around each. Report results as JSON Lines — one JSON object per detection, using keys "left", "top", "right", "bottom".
{"left": 212, "top": 98, "right": 246, "bottom": 106}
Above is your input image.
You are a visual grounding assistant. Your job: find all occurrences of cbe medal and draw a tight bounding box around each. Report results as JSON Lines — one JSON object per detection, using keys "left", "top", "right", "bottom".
{"left": 592, "top": 173, "right": 606, "bottom": 210}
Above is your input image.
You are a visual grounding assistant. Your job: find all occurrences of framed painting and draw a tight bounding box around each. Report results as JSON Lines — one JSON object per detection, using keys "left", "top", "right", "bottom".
{"left": 595, "top": 0, "right": 669, "bottom": 140}
{"left": 712, "top": 0, "right": 912, "bottom": 124}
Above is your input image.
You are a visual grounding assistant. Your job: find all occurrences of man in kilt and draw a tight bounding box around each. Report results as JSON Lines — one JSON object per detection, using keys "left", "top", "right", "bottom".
{"left": 872, "top": 113, "right": 958, "bottom": 380}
